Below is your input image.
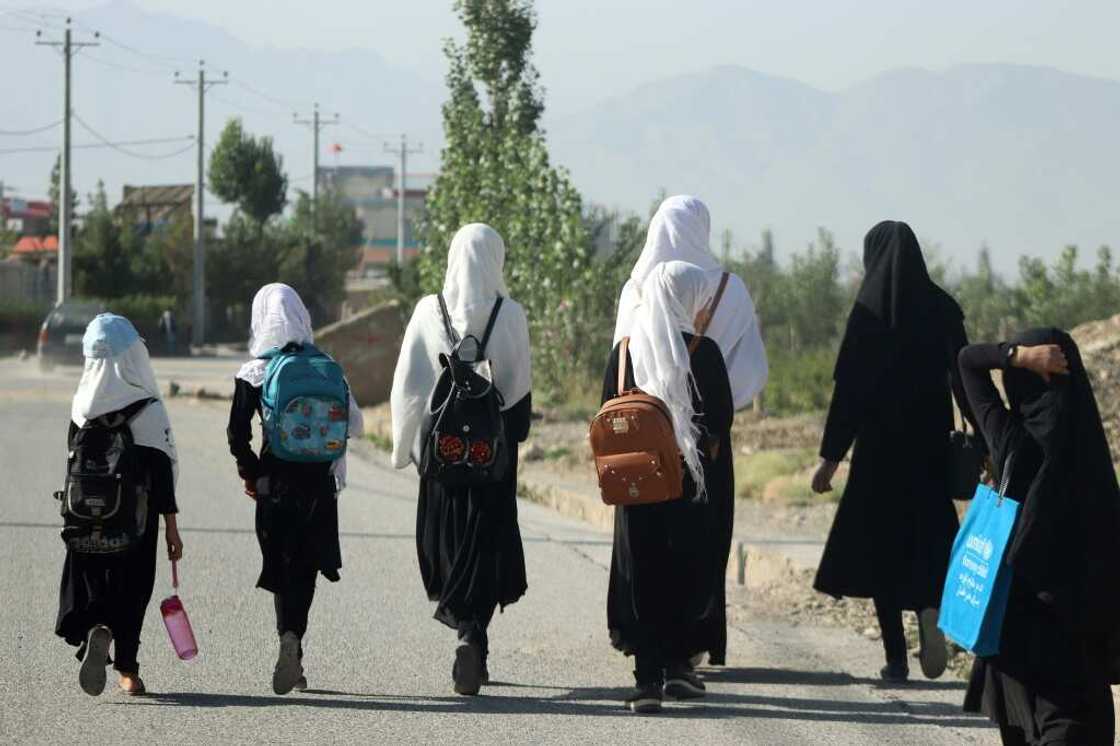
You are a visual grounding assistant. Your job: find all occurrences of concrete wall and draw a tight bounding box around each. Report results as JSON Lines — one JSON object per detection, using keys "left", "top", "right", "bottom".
{"left": 0, "top": 260, "right": 55, "bottom": 305}
{"left": 315, "top": 301, "right": 405, "bottom": 406}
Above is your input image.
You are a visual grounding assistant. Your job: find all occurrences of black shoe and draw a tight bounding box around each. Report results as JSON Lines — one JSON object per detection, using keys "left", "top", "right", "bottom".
{"left": 917, "top": 608, "right": 948, "bottom": 679}
{"left": 79, "top": 625, "right": 112, "bottom": 697}
{"left": 625, "top": 683, "right": 663, "bottom": 714}
{"left": 453, "top": 643, "right": 483, "bottom": 696}
{"left": 664, "top": 667, "right": 706, "bottom": 700}
{"left": 880, "top": 661, "right": 909, "bottom": 683}
{"left": 480, "top": 663, "right": 490, "bottom": 685}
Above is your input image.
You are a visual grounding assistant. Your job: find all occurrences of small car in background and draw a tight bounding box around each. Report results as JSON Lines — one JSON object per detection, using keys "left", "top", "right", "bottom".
{"left": 37, "top": 301, "right": 103, "bottom": 372}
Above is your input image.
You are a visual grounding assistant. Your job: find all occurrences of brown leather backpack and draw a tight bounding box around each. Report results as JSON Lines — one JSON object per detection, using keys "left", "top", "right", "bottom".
{"left": 590, "top": 272, "right": 729, "bottom": 506}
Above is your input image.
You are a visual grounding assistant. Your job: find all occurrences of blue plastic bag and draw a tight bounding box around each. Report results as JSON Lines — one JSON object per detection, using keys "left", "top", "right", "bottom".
{"left": 938, "top": 457, "right": 1021, "bottom": 656}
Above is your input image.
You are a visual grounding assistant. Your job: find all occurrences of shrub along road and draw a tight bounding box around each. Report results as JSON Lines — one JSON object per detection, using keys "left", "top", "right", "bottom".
{"left": 0, "top": 357, "right": 999, "bottom": 744}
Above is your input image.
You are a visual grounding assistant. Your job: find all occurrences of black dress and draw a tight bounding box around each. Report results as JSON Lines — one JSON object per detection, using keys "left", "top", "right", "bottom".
{"left": 55, "top": 417, "right": 177, "bottom": 675}
{"left": 958, "top": 336, "right": 1117, "bottom": 745}
{"left": 814, "top": 221, "right": 972, "bottom": 612}
{"left": 227, "top": 378, "right": 341, "bottom": 638}
{"left": 603, "top": 335, "right": 735, "bottom": 678}
{"left": 416, "top": 393, "right": 531, "bottom": 650}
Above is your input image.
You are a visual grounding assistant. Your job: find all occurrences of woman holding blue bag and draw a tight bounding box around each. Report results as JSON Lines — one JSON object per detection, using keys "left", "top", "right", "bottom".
{"left": 957, "top": 330, "right": 1120, "bottom": 745}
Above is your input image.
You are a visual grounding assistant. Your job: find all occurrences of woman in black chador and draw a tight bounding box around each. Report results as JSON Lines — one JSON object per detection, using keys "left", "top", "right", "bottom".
{"left": 811, "top": 220, "right": 974, "bottom": 682}
{"left": 958, "top": 330, "right": 1120, "bottom": 745}
{"left": 390, "top": 224, "right": 532, "bottom": 697}
{"left": 603, "top": 260, "right": 735, "bottom": 714}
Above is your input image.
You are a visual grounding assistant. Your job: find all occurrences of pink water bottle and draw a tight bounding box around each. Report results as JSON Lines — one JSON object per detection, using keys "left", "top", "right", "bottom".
{"left": 160, "top": 560, "right": 198, "bottom": 661}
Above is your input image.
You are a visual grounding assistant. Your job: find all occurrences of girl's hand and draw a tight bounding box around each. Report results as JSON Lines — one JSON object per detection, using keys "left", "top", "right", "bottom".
{"left": 164, "top": 518, "right": 183, "bottom": 562}
{"left": 1012, "top": 344, "right": 1069, "bottom": 382}
{"left": 243, "top": 478, "right": 258, "bottom": 500}
{"left": 811, "top": 459, "right": 840, "bottom": 494}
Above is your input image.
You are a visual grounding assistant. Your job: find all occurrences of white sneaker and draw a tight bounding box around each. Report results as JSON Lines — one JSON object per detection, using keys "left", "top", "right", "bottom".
{"left": 918, "top": 608, "right": 948, "bottom": 679}
{"left": 273, "top": 632, "right": 304, "bottom": 695}
{"left": 79, "top": 625, "right": 112, "bottom": 697}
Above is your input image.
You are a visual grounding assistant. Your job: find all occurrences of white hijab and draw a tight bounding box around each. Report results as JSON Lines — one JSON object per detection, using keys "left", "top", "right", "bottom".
{"left": 235, "top": 283, "right": 363, "bottom": 489}
{"left": 236, "top": 283, "right": 315, "bottom": 387}
{"left": 614, "top": 195, "right": 768, "bottom": 410}
{"left": 629, "top": 261, "right": 711, "bottom": 499}
{"left": 390, "top": 223, "right": 532, "bottom": 470}
{"left": 71, "top": 314, "right": 178, "bottom": 486}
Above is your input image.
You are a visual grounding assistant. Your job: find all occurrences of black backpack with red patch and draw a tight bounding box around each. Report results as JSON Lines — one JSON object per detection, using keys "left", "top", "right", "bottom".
{"left": 419, "top": 295, "right": 510, "bottom": 488}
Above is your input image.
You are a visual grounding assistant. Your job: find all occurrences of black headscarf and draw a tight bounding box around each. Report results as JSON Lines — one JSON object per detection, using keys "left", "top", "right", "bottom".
{"left": 993, "top": 328, "right": 1120, "bottom": 650}
{"left": 835, "top": 220, "right": 962, "bottom": 389}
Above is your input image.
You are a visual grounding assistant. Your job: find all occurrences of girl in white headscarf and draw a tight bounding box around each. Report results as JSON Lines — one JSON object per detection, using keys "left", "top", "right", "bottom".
{"left": 56, "top": 314, "right": 182, "bottom": 698}
{"left": 390, "top": 224, "right": 532, "bottom": 697}
{"left": 613, "top": 196, "right": 767, "bottom": 675}
{"left": 227, "top": 283, "right": 363, "bottom": 696}
{"left": 613, "top": 195, "right": 768, "bottom": 411}
{"left": 604, "top": 261, "right": 736, "bottom": 714}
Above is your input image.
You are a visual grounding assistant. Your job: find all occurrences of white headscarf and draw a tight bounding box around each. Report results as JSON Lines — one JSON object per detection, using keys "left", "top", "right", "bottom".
{"left": 237, "top": 283, "right": 316, "bottom": 386}
{"left": 235, "top": 283, "right": 363, "bottom": 490}
{"left": 629, "top": 261, "right": 711, "bottom": 499}
{"left": 614, "top": 195, "right": 768, "bottom": 410}
{"left": 71, "top": 314, "right": 178, "bottom": 486}
{"left": 390, "top": 223, "right": 532, "bottom": 470}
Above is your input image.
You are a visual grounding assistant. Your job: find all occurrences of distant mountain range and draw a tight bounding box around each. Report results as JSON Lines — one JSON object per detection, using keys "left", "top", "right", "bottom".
{"left": 3, "top": 2, "right": 1117, "bottom": 271}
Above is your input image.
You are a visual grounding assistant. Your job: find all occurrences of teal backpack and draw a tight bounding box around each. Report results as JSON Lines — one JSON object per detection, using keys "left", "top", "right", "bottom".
{"left": 260, "top": 343, "right": 350, "bottom": 463}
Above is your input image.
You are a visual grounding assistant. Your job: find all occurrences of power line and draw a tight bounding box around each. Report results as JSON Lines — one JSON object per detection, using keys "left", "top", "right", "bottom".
{"left": 235, "top": 80, "right": 304, "bottom": 111}
{"left": 0, "top": 119, "right": 61, "bottom": 136}
{"left": 72, "top": 114, "right": 195, "bottom": 160}
{"left": 294, "top": 103, "right": 339, "bottom": 230}
{"left": 80, "top": 50, "right": 167, "bottom": 79}
{"left": 0, "top": 135, "right": 195, "bottom": 155}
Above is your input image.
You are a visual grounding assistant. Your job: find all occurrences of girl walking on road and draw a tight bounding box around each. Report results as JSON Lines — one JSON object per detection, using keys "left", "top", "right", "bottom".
{"left": 958, "top": 330, "right": 1120, "bottom": 745}
{"left": 603, "top": 260, "right": 736, "bottom": 714}
{"left": 613, "top": 195, "right": 768, "bottom": 670}
{"left": 56, "top": 314, "right": 183, "bottom": 697}
{"left": 810, "top": 220, "right": 975, "bottom": 683}
{"left": 390, "top": 224, "right": 532, "bottom": 696}
{"left": 227, "top": 283, "right": 364, "bottom": 695}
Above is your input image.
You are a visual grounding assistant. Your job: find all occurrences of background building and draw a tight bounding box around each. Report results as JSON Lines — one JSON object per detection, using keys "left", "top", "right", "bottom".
{"left": 318, "top": 165, "right": 430, "bottom": 278}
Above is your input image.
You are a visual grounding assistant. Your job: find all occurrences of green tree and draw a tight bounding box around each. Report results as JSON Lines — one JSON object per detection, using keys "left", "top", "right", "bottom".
{"left": 73, "top": 182, "right": 138, "bottom": 298}
{"left": 47, "top": 154, "right": 78, "bottom": 236}
{"left": 208, "top": 118, "right": 288, "bottom": 230}
{"left": 277, "top": 188, "right": 364, "bottom": 322}
{"left": 421, "top": 0, "right": 596, "bottom": 395}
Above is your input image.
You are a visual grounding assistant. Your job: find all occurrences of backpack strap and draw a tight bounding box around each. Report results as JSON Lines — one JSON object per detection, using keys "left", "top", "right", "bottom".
{"left": 477, "top": 297, "right": 504, "bottom": 357}
{"left": 688, "top": 271, "right": 731, "bottom": 355}
{"left": 436, "top": 293, "right": 461, "bottom": 349}
{"left": 618, "top": 337, "right": 631, "bottom": 395}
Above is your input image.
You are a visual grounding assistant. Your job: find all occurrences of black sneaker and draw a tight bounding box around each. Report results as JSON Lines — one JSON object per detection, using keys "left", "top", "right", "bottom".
{"left": 880, "top": 661, "right": 909, "bottom": 683}
{"left": 664, "top": 667, "right": 706, "bottom": 700}
{"left": 79, "top": 625, "right": 112, "bottom": 697}
{"left": 453, "top": 643, "right": 483, "bottom": 696}
{"left": 625, "top": 683, "right": 663, "bottom": 714}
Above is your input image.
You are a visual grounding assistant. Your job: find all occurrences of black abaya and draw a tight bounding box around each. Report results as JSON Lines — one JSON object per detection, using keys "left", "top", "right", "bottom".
{"left": 958, "top": 332, "right": 1120, "bottom": 745}
{"left": 227, "top": 378, "right": 342, "bottom": 597}
{"left": 55, "top": 420, "right": 177, "bottom": 674}
{"left": 416, "top": 393, "right": 531, "bottom": 633}
{"left": 604, "top": 335, "right": 735, "bottom": 672}
{"left": 814, "top": 221, "right": 974, "bottom": 612}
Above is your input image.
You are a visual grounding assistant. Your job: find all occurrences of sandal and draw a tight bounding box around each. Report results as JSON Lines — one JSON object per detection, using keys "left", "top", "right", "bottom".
{"left": 118, "top": 673, "right": 147, "bottom": 696}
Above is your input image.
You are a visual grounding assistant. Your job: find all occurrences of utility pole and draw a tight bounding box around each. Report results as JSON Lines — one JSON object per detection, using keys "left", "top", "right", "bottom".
{"left": 175, "top": 60, "right": 227, "bottom": 347}
{"left": 37, "top": 18, "right": 99, "bottom": 305}
{"left": 384, "top": 134, "right": 422, "bottom": 265}
{"left": 294, "top": 104, "right": 339, "bottom": 231}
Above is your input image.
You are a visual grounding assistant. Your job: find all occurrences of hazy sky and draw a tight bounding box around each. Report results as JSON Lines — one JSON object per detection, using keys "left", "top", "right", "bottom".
{"left": 26, "top": 0, "right": 1120, "bottom": 111}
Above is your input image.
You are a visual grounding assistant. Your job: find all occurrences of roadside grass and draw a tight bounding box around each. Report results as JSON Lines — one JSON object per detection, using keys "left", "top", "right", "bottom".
{"left": 735, "top": 447, "right": 844, "bottom": 504}
{"left": 366, "top": 432, "right": 393, "bottom": 452}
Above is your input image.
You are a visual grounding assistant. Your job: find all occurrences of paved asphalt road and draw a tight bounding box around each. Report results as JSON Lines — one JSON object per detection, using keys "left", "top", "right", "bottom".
{"left": 0, "top": 357, "right": 1001, "bottom": 745}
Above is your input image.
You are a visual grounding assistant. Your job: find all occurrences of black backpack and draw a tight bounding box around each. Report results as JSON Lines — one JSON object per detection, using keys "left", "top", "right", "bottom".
{"left": 56, "top": 399, "right": 153, "bottom": 554}
{"left": 419, "top": 294, "right": 510, "bottom": 487}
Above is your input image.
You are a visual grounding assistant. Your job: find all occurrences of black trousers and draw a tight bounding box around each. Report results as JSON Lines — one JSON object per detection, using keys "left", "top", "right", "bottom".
{"left": 274, "top": 567, "right": 318, "bottom": 640}
{"left": 873, "top": 597, "right": 908, "bottom": 664}
{"left": 997, "top": 684, "right": 1116, "bottom": 746}
{"left": 456, "top": 604, "right": 496, "bottom": 660}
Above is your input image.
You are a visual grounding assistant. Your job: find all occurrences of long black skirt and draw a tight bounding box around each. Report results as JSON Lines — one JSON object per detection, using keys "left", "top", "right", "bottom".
{"left": 416, "top": 454, "right": 528, "bottom": 630}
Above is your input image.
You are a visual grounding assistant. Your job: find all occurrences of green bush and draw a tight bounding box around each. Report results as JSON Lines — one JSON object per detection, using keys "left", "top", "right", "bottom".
{"left": 763, "top": 345, "right": 836, "bottom": 417}
{"left": 0, "top": 300, "right": 51, "bottom": 351}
